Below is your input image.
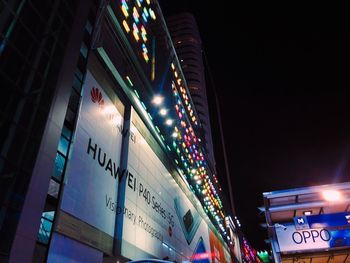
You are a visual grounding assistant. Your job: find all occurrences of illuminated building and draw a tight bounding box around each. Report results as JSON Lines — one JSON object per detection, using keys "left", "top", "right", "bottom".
{"left": 0, "top": 0, "right": 235, "bottom": 262}
{"left": 166, "top": 13, "right": 216, "bottom": 169}
{"left": 261, "top": 182, "right": 350, "bottom": 262}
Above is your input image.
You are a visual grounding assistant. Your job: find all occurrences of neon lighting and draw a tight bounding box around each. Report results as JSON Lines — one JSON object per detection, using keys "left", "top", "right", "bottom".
{"left": 136, "top": 0, "right": 141, "bottom": 7}
{"left": 133, "top": 7, "right": 140, "bottom": 23}
{"left": 149, "top": 8, "right": 156, "bottom": 20}
{"left": 132, "top": 23, "right": 140, "bottom": 41}
{"left": 126, "top": 76, "right": 133, "bottom": 86}
{"left": 141, "top": 26, "right": 147, "bottom": 42}
{"left": 142, "top": 13, "right": 148, "bottom": 22}
{"left": 122, "top": 20, "right": 130, "bottom": 32}
{"left": 142, "top": 51, "right": 149, "bottom": 62}
{"left": 121, "top": 0, "right": 129, "bottom": 17}
{"left": 151, "top": 38, "right": 156, "bottom": 80}
{"left": 143, "top": 7, "right": 149, "bottom": 17}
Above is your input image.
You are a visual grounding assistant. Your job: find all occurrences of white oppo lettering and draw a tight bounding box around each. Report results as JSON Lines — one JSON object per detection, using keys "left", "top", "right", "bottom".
{"left": 292, "top": 229, "right": 331, "bottom": 244}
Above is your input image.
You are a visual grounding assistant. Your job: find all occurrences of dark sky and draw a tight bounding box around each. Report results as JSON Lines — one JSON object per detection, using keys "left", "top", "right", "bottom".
{"left": 159, "top": 1, "right": 350, "bottom": 250}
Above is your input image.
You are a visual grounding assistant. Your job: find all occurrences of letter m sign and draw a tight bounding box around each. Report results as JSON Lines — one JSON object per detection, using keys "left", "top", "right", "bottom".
{"left": 294, "top": 216, "right": 309, "bottom": 230}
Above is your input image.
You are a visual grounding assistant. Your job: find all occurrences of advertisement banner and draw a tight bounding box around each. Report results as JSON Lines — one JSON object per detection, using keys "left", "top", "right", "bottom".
{"left": 276, "top": 223, "right": 350, "bottom": 253}
{"left": 294, "top": 212, "right": 350, "bottom": 229}
{"left": 60, "top": 70, "right": 124, "bottom": 236}
{"left": 118, "top": 115, "right": 230, "bottom": 262}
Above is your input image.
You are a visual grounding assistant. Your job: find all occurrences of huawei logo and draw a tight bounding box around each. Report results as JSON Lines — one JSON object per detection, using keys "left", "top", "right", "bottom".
{"left": 91, "top": 87, "right": 104, "bottom": 107}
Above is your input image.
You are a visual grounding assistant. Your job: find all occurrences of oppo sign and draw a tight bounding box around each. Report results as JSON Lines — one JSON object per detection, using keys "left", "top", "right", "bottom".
{"left": 276, "top": 223, "right": 344, "bottom": 253}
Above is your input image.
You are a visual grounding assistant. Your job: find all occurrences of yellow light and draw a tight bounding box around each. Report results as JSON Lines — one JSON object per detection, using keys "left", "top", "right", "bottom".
{"left": 171, "top": 63, "right": 175, "bottom": 70}
{"left": 159, "top": 108, "right": 167, "bottom": 116}
{"left": 122, "top": 20, "right": 130, "bottom": 32}
{"left": 322, "top": 190, "right": 342, "bottom": 202}
{"left": 121, "top": 5, "right": 129, "bottom": 17}
{"left": 143, "top": 52, "right": 149, "bottom": 62}
{"left": 132, "top": 24, "right": 140, "bottom": 41}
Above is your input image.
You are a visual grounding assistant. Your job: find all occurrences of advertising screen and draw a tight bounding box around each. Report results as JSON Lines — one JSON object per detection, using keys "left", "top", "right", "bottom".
{"left": 118, "top": 112, "right": 231, "bottom": 262}
{"left": 60, "top": 70, "right": 124, "bottom": 236}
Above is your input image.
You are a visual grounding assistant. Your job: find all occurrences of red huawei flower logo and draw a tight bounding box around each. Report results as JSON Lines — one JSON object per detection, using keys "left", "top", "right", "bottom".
{"left": 90, "top": 87, "right": 104, "bottom": 107}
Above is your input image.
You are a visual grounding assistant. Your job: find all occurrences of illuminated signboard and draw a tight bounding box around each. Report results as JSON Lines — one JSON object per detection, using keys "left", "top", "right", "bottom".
{"left": 276, "top": 223, "right": 350, "bottom": 253}
{"left": 294, "top": 212, "right": 350, "bottom": 230}
{"left": 60, "top": 70, "right": 124, "bottom": 236}
{"left": 117, "top": 110, "right": 231, "bottom": 262}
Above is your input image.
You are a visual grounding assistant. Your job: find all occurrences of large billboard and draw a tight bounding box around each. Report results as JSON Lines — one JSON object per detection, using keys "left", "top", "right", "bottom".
{"left": 60, "top": 70, "right": 124, "bottom": 236}
{"left": 118, "top": 114, "right": 231, "bottom": 262}
{"left": 276, "top": 222, "right": 350, "bottom": 253}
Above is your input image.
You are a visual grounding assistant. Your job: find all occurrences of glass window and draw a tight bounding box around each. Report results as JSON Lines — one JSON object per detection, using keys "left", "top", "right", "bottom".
{"left": 47, "top": 179, "right": 60, "bottom": 198}
{"left": 68, "top": 90, "right": 80, "bottom": 113}
{"left": 37, "top": 211, "right": 54, "bottom": 244}
{"left": 57, "top": 136, "right": 69, "bottom": 156}
{"left": 85, "top": 21, "right": 93, "bottom": 34}
{"left": 72, "top": 75, "right": 83, "bottom": 94}
{"left": 61, "top": 124, "right": 72, "bottom": 141}
{"left": 52, "top": 152, "right": 66, "bottom": 181}
{"left": 80, "top": 42, "right": 88, "bottom": 58}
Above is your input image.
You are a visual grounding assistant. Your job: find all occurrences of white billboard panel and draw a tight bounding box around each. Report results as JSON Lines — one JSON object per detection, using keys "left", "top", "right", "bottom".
{"left": 276, "top": 223, "right": 332, "bottom": 253}
{"left": 60, "top": 70, "right": 123, "bottom": 236}
{"left": 119, "top": 114, "right": 231, "bottom": 262}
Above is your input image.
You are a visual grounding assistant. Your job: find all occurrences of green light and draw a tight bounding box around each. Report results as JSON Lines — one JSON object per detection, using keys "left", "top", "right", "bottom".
{"left": 155, "top": 126, "right": 160, "bottom": 133}
{"left": 174, "top": 159, "right": 179, "bottom": 164}
{"left": 160, "top": 135, "right": 165, "bottom": 141}
{"left": 126, "top": 76, "right": 134, "bottom": 86}
{"left": 166, "top": 145, "right": 171, "bottom": 151}
{"left": 134, "top": 89, "right": 140, "bottom": 98}
{"left": 141, "top": 101, "right": 147, "bottom": 110}
{"left": 147, "top": 112, "right": 153, "bottom": 120}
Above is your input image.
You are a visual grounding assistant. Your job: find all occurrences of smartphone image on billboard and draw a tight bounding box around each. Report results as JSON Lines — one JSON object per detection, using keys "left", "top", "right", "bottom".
{"left": 174, "top": 196, "right": 201, "bottom": 245}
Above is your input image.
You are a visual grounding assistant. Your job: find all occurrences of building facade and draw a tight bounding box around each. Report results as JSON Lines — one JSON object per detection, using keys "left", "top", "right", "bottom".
{"left": 0, "top": 0, "right": 235, "bottom": 262}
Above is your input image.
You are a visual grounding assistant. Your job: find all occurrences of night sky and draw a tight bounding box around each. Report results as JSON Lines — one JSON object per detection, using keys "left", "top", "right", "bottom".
{"left": 159, "top": 1, "right": 350, "bottom": 250}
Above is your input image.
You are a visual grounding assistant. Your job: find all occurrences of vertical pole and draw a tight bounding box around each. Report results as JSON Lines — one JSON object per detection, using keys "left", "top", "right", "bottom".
{"left": 113, "top": 102, "right": 132, "bottom": 256}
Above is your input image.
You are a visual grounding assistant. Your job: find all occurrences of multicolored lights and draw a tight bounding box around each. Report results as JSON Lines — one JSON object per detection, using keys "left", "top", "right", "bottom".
{"left": 118, "top": 1, "right": 228, "bottom": 242}
{"left": 119, "top": 0, "right": 156, "bottom": 63}
{"left": 170, "top": 61, "right": 225, "bottom": 232}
